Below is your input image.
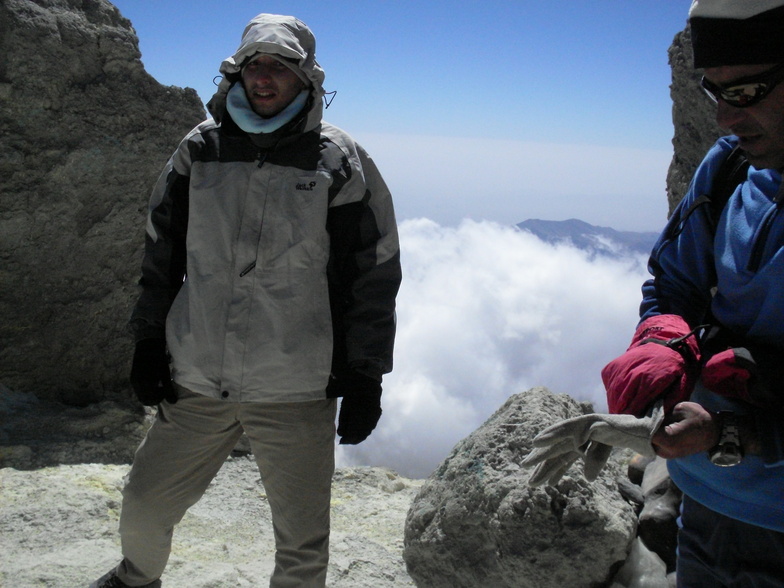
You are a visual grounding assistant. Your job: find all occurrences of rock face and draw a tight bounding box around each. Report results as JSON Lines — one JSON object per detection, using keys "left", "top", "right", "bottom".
{"left": 0, "top": 0, "right": 204, "bottom": 405}
{"left": 665, "top": 25, "right": 725, "bottom": 213}
{"left": 403, "top": 388, "right": 638, "bottom": 588}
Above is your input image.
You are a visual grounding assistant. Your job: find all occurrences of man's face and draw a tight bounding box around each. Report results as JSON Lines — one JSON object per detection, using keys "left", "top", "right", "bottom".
{"left": 241, "top": 55, "right": 306, "bottom": 118}
{"left": 704, "top": 63, "right": 784, "bottom": 170}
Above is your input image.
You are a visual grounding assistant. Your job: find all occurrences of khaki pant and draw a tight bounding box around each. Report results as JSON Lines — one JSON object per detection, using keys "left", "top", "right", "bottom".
{"left": 115, "top": 388, "right": 336, "bottom": 587}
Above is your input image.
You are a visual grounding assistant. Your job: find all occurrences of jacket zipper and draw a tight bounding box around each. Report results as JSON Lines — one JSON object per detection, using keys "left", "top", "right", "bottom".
{"left": 238, "top": 150, "right": 269, "bottom": 276}
{"left": 239, "top": 261, "right": 256, "bottom": 277}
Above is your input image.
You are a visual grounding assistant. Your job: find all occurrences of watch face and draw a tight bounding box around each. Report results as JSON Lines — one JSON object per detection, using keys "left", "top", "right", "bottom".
{"left": 710, "top": 443, "right": 743, "bottom": 467}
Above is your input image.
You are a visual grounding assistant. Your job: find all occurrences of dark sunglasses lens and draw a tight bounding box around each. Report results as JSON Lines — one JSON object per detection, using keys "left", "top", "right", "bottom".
{"left": 701, "top": 77, "right": 767, "bottom": 107}
{"left": 722, "top": 83, "right": 766, "bottom": 107}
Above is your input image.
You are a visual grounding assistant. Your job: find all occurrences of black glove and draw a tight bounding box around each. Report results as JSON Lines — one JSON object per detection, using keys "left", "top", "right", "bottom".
{"left": 327, "top": 371, "right": 382, "bottom": 445}
{"left": 130, "top": 338, "right": 178, "bottom": 406}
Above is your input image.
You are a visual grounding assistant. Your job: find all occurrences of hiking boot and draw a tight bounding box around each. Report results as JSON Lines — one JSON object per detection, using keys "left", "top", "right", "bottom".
{"left": 89, "top": 569, "right": 162, "bottom": 588}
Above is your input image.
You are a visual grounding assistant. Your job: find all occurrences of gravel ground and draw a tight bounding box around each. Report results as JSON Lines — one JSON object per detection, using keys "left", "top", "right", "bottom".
{"left": 0, "top": 458, "right": 422, "bottom": 587}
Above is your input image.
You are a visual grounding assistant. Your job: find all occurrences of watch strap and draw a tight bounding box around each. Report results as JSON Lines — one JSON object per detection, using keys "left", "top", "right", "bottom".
{"left": 709, "top": 411, "right": 744, "bottom": 466}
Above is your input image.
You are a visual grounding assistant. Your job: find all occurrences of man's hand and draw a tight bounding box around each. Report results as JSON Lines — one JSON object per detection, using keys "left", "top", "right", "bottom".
{"left": 652, "top": 402, "right": 719, "bottom": 459}
{"left": 327, "top": 371, "right": 383, "bottom": 445}
{"left": 129, "top": 339, "right": 178, "bottom": 406}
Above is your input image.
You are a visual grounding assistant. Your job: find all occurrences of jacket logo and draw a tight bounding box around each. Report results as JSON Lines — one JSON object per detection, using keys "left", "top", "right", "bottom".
{"left": 296, "top": 181, "right": 317, "bottom": 191}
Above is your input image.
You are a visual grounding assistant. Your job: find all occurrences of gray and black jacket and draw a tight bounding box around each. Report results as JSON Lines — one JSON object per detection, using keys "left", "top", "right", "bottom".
{"left": 130, "top": 15, "right": 401, "bottom": 402}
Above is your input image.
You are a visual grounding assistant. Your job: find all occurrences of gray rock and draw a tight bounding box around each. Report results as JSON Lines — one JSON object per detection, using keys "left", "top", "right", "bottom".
{"left": 627, "top": 453, "right": 656, "bottom": 487}
{"left": 608, "top": 537, "right": 669, "bottom": 588}
{"left": 637, "top": 458, "right": 681, "bottom": 572}
{"left": 617, "top": 476, "right": 645, "bottom": 509}
{"left": 0, "top": 0, "right": 204, "bottom": 405}
{"left": 403, "top": 387, "right": 638, "bottom": 588}
{"left": 0, "top": 383, "right": 149, "bottom": 469}
{"left": 665, "top": 25, "right": 726, "bottom": 214}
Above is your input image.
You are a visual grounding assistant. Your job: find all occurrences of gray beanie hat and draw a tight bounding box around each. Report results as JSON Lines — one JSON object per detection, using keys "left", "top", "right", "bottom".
{"left": 689, "top": 0, "right": 784, "bottom": 67}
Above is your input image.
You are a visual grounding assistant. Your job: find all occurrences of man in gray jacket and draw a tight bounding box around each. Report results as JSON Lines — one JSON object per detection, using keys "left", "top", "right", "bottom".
{"left": 90, "top": 13, "right": 401, "bottom": 588}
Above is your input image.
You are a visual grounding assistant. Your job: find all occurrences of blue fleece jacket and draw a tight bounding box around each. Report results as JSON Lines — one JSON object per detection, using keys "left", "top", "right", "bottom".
{"left": 640, "top": 135, "right": 784, "bottom": 532}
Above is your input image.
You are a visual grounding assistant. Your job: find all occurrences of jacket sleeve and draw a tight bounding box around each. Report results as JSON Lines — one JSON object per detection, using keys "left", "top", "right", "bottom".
{"left": 128, "top": 133, "right": 195, "bottom": 342}
{"left": 639, "top": 138, "right": 737, "bottom": 327}
{"left": 326, "top": 140, "right": 402, "bottom": 382}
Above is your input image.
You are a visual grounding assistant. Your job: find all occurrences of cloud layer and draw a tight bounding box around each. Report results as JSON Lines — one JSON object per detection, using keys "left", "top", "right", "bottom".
{"left": 336, "top": 218, "right": 652, "bottom": 478}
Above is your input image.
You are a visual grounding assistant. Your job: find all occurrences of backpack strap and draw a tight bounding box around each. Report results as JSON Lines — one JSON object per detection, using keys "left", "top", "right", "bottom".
{"left": 664, "top": 145, "right": 749, "bottom": 241}
{"left": 705, "top": 145, "right": 750, "bottom": 232}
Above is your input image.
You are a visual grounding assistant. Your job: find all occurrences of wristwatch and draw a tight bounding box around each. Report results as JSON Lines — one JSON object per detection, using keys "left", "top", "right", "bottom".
{"left": 709, "top": 411, "right": 743, "bottom": 467}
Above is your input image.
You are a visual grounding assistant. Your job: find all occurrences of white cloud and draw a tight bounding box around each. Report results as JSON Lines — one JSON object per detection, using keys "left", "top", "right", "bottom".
{"left": 336, "top": 218, "right": 651, "bottom": 478}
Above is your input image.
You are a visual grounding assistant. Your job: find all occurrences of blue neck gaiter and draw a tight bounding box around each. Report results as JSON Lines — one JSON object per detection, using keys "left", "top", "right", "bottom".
{"left": 226, "top": 83, "right": 309, "bottom": 134}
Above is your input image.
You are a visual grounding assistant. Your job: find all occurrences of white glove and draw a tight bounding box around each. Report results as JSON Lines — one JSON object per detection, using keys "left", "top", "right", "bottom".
{"left": 521, "top": 402, "right": 664, "bottom": 487}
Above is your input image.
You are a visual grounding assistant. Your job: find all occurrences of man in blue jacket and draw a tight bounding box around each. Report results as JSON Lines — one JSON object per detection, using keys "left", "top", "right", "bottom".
{"left": 602, "top": 1, "right": 784, "bottom": 585}
{"left": 90, "top": 13, "right": 401, "bottom": 588}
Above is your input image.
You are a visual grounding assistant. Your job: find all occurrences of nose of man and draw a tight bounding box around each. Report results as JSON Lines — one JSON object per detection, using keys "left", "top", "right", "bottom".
{"left": 246, "top": 66, "right": 274, "bottom": 83}
{"left": 715, "top": 99, "right": 747, "bottom": 131}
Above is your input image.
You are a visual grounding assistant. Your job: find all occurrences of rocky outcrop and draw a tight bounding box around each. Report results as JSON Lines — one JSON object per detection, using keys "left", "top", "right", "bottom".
{"left": 403, "top": 388, "right": 639, "bottom": 588}
{"left": 665, "top": 25, "right": 725, "bottom": 213}
{"left": 0, "top": 0, "right": 204, "bottom": 405}
{"left": 0, "top": 383, "right": 148, "bottom": 468}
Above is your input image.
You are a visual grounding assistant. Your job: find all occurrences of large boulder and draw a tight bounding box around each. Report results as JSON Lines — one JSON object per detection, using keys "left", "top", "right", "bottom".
{"left": 0, "top": 0, "right": 204, "bottom": 405}
{"left": 403, "top": 387, "right": 638, "bottom": 588}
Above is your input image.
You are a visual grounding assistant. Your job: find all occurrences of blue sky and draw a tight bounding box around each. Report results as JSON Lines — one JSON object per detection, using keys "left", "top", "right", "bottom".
{"left": 111, "top": 0, "right": 693, "bottom": 231}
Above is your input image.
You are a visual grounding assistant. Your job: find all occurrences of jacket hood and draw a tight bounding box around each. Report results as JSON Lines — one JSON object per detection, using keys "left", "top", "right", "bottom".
{"left": 207, "top": 14, "right": 325, "bottom": 130}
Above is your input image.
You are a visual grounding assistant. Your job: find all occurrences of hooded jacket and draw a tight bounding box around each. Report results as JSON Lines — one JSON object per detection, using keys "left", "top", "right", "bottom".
{"left": 640, "top": 135, "right": 784, "bottom": 532}
{"left": 129, "top": 15, "right": 401, "bottom": 403}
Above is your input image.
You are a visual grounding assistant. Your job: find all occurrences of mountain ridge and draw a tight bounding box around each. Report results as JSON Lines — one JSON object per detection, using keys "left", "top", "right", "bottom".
{"left": 516, "top": 218, "right": 660, "bottom": 258}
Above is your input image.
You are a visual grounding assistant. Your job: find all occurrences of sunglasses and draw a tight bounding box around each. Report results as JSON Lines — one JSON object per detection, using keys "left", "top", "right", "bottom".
{"left": 701, "top": 63, "right": 784, "bottom": 108}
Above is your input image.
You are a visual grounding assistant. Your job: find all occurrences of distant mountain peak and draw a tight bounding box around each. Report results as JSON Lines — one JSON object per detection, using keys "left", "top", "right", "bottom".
{"left": 516, "top": 218, "right": 659, "bottom": 258}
